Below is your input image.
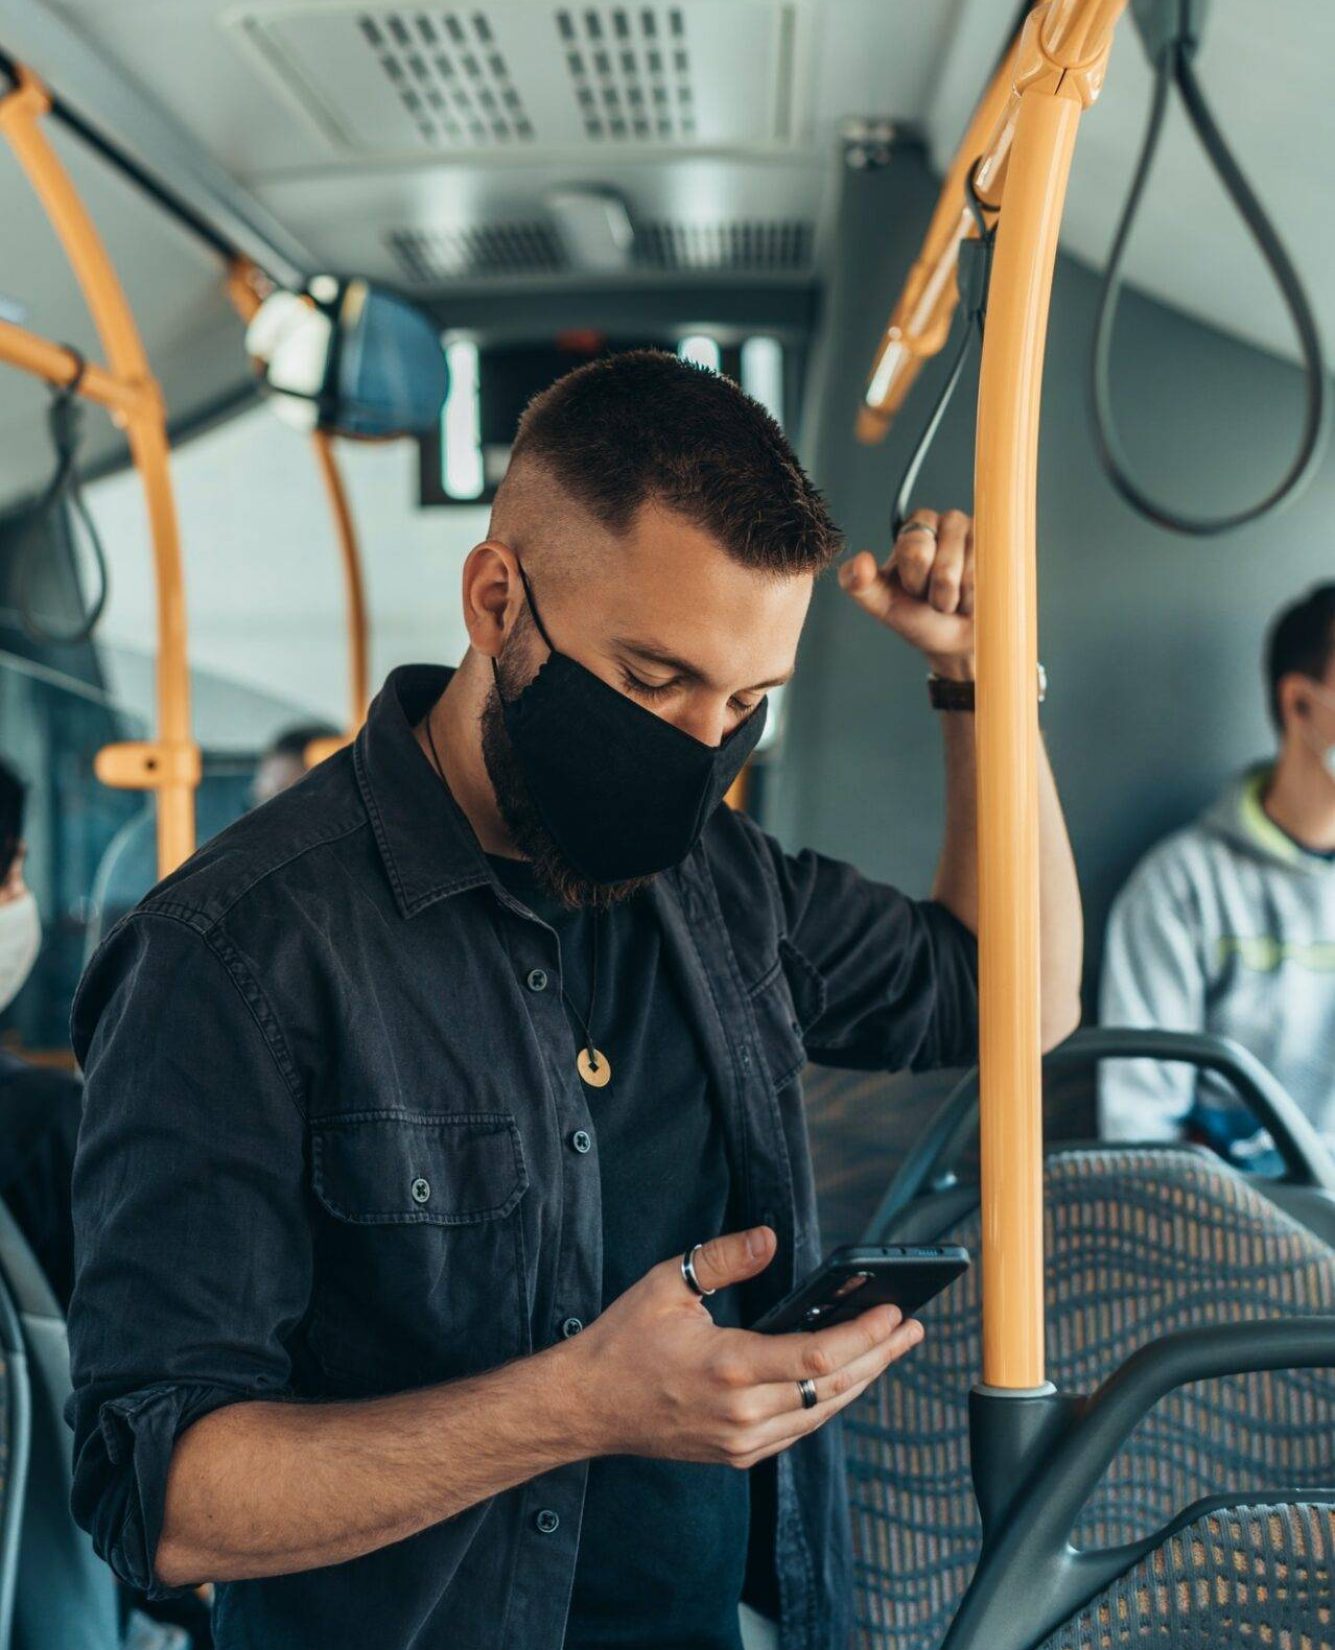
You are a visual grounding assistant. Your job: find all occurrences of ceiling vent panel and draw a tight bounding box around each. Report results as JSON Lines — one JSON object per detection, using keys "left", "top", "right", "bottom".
{"left": 228, "top": 4, "right": 797, "bottom": 155}
{"left": 633, "top": 219, "right": 812, "bottom": 273}
{"left": 388, "top": 222, "right": 569, "bottom": 282}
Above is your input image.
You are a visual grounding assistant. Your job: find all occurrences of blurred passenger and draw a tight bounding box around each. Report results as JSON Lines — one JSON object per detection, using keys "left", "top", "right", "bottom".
{"left": 67, "top": 353, "right": 1082, "bottom": 1650}
{"left": 1101, "top": 583, "right": 1335, "bottom": 1157}
{"left": 0, "top": 757, "right": 80, "bottom": 1307}
{"left": 249, "top": 721, "right": 340, "bottom": 808}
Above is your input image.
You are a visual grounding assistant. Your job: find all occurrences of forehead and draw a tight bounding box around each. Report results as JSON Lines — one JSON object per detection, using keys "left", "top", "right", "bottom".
{"left": 578, "top": 501, "right": 813, "bottom": 678}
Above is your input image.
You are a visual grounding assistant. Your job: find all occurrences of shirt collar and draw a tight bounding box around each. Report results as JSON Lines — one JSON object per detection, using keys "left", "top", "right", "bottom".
{"left": 353, "top": 664, "right": 494, "bottom": 918}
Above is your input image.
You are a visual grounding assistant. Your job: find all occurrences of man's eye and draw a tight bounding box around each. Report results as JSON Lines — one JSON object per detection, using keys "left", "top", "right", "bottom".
{"left": 729, "top": 697, "right": 759, "bottom": 717}
{"left": 620, "top": 670, "right": 677, "bottom": 701}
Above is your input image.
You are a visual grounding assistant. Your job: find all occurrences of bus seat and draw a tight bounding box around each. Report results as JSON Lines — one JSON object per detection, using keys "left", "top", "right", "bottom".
{"left": 1034, "top": 1499, "right": 1335, "bottom": 1650}
{"left": 843, "top": 1147, "right": 1335, "bottom": 1650}
{"left": 0, "top": 1198, "right": 121, "bottom": 1650}
{"left": 0, "top": 1227, "right": 30, "bottom": 1650}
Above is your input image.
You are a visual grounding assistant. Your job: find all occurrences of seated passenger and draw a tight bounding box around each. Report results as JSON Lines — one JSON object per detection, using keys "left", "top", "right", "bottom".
{"left": 67, "top": 353, "right": 1082, "bottom": 1650}
{"left": 0, "top": 757, "right": 80, "bottom": 1308}
{"left": 1100, "top": 583, "right": 1335, "bottom": 1158}
{"left": 250, "top": 721, "right": 340, "bottom": 808}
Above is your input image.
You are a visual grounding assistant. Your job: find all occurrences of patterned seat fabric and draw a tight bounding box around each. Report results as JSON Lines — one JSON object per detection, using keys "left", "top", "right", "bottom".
{"left": 1035, "top": 1502, "right": 1335, "bottom": 1649}
{"left": 845, "top": 1149, "right": 1335, "bottom": 1650}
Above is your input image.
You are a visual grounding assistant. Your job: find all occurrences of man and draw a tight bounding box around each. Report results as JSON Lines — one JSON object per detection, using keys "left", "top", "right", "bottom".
{"left": 68, "top": 351, "right": 1082, "bottom": 1650}
{"left": 1101, "top": 582, "right": 1335, "bottom": 1156}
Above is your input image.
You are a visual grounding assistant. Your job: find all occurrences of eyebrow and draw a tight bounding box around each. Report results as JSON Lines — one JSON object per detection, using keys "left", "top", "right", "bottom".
{"left": 612, "top": 636, "right": 794, "bottom": 694}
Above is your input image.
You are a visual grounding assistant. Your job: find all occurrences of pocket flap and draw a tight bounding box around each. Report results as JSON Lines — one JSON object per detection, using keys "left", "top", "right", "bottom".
{"left": 311, "top": 1111, "right": 527, "bottom": 1226}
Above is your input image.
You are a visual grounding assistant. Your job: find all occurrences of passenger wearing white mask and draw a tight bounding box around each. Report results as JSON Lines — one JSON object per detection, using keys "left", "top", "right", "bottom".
{"left": 1101, "top": 583, "right": 1335, "bottom": 1159}
{"left": 0, "top": 760, "right": 80, "bottom": 1307}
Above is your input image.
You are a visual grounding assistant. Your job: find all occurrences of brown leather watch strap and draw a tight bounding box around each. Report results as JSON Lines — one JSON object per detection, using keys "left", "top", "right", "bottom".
{"left": 927, "top": 664, "right": 1046, "bottom": 711}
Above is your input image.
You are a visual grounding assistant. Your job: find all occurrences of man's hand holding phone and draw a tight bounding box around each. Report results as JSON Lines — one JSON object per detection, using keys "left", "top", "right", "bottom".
{"left": 558, "top": 1225, "right": 923, "bottom": 1472}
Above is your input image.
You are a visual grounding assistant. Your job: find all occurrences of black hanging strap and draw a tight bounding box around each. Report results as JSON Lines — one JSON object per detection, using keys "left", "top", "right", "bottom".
{"left": 18, "top": 348, "right": 111, "bottom": 644}
{"left": 1089, "top": 0, "right": 1329, "bottom": 535}
{"left": 891, "top": 161, "right": 997, "bottom": 539}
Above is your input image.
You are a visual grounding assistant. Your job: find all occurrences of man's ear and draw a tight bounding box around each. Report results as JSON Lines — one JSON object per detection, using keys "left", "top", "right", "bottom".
{"left": 460, "top": 541, "right": 522, "bottom": 659}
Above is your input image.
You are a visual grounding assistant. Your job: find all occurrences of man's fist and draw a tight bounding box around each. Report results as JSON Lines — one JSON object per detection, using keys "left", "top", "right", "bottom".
{"left": 838, "top": 508, "right": 975, "bottom": 678}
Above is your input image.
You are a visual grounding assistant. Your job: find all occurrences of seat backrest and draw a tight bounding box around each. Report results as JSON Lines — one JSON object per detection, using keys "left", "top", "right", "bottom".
{"left": 0, "top": 1199, "right": 121, "bottom": 1650}
{"left": 845, "top": 1147, "right": 1335, "bottom": 1650}
{"left": 1034, "top": 1499, "right": 1335, "bottom": 1650}
{"left": 0, "top": 1260, "right": 29, "bottom": 1650}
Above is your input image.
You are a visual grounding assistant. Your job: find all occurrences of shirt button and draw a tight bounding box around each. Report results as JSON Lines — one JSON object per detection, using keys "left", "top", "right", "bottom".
{"left": 570, "top": 1130, "right": 592, "bottom": 1154}
{"left": 526, "top": 968, "right": 549, "bottom": 992}
{"left": 535, "top": 1508, "right": 560, "bottom": 1535}
{"left": 411, "top": 1177, "right": 431, "bottom": 1204}
{"left": 561, "top": 1316, "right": 584, "bottom": 1338}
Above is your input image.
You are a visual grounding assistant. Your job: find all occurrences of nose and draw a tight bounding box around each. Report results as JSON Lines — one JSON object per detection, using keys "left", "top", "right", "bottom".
{"left": 669, "top": 698, "right": 730, "bottom": 748}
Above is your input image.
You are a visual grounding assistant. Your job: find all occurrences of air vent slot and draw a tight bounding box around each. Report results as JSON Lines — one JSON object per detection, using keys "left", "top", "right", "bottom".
{"left": 634, "top": 220, "right": 813, "bottom": 273}
{"left": 388, "top": 223, "right": 569, "bottom": 282}
{"left": 556, "top": 6, "right": 694, "bottom": 143}
{"left": 357, "top": 11, "right": 534, "bottom": 146}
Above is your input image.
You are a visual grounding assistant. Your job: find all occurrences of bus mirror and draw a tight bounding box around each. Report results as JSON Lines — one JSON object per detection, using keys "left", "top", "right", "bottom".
{"left": 245, "top": 279, "right": 449, "bottom": 439}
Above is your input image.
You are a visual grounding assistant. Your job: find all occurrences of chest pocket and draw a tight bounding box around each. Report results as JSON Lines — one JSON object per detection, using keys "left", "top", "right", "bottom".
{"left": 746, "top": 946, "right": 821, "bottom": 1093}
{"left": 308, "top": 1112, "right": 530, "bottom": 1391}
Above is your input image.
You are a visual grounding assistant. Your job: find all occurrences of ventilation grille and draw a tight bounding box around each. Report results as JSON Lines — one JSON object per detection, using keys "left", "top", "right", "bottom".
{"left": 388, "top": 223, "right": 568, "bottom": 281}
{"left": 634, "top": 220, "right": 812, "bottom": 272}
{"left": 355, "top": 10, "right": 534, "bottom": 146}
{"left": 231, "top": 3, "right": 791, "bottom": 154}
{"left": 557, "top": 6, "right": 694, "bottom": 143}
{"left": 387, "top": 216, "right": 813, "bottom": 282}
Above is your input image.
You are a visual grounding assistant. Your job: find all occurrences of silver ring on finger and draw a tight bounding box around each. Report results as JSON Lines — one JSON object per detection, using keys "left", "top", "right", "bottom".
{"left": 797, "top": 1377, "right": 818, "bottom": 1411}
{"left": 681, "top": 1244, "right": 715, "bottom": 1299}
{"left": 899, "top": 520, "right": 937, "bottom": 541}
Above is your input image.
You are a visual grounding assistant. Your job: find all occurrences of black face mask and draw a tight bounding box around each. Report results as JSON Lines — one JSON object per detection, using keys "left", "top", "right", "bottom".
{"left": 494, "top": 566, "right": 768, "bottom": 884}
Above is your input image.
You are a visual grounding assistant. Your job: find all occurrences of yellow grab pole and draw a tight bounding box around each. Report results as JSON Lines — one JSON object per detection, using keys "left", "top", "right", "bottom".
{"left": 858, "top": 31, "right": 1024, "bottom": 441}
{"left": 310, "top": 430, "right": 370, "bottom": 739}
{"left": 0, "top": 69, "right": 198, "bottom": 876}
{"left": 973, "top": 1, "right": 1124, "bottom": 1390}
{"left": 229, "top": 262, "right": 367, "bottom": 765}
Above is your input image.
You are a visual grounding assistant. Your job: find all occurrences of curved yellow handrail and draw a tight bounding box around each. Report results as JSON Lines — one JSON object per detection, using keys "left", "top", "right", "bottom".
{"left": 229, "top": 260, "right": 368, "bottom": 767}
{"left": 862, "top": 2, "right": 1127, "bottom": 1387}
{"left": 0, "top": 67, "right": 198, "bottom": 877}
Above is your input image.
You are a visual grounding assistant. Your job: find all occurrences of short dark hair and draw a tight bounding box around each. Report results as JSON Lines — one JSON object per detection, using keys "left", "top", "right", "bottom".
{"left": 507, "top": 349, "right": 842, "bottom": 574}
{"left": 1266, "top": 583, "right": 1335, "bottom": 729}
{"left": 266, "top": 723, "right": 340, "bottom": 763}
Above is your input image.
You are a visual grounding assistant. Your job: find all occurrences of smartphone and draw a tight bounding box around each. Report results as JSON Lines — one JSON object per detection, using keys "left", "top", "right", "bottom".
{"left": 750, "top": 1244, "right": 970, "bottom": 1335}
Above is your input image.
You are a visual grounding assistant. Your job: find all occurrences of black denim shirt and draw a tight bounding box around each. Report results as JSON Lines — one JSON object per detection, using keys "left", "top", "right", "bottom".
{"left": 67, "top": 664, "right": 978, "bottom": 1650}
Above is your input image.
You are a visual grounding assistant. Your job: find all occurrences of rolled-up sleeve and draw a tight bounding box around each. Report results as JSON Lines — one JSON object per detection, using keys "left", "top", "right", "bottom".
{"left": 66, "top": 910, "right": 310, "bottom": 1597}
{"left": 759, "top": 831, "right": 979, "bottom": 1073}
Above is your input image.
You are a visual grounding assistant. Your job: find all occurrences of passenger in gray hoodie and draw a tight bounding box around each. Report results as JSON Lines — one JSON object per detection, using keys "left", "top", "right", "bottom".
{"left": 1100, "top": 583, "right": 1335, "bottom": 1159}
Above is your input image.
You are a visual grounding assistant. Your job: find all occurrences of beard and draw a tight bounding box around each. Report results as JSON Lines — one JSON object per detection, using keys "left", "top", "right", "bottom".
{"left": 479, "top": 622, "right": 653, "bottom": 912}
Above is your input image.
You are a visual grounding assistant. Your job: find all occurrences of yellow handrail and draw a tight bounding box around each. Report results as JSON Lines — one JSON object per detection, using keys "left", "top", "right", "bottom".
{"left": 857, "top": 32, "right": 1022, "bottom": 442}
{"left": 861, "top": 2, "right": 1127, "bottom": 1387}
{"left": 977, "top": 0, "right": 1126, "bottom": 1389}
{"left": 0, "top": 68, "right": 199, "bottom": 877}
{"left": 229, "top": 260, "right": 368, "bottom": 765}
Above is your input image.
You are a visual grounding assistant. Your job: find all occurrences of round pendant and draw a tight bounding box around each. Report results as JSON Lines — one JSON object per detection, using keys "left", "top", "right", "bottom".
{"left": 577, "top": 1047, "right": 612, "bottom": 1088}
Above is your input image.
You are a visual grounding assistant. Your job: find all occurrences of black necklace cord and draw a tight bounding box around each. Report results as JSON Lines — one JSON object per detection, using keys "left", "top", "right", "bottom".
{"left": 423, "top": 701, "right": 603, "bottom": 1072}
{"left": 891, "top": 161, "right": 996, "bottom": 539}
{"left": 1090, "top": 31, "right": 1330, "bottom": 536}
{"left": 18, "top": 349, "right": 111, "bottom": 645}
{"left": 560, "top": 914, "right": 601, "bottom": 1074}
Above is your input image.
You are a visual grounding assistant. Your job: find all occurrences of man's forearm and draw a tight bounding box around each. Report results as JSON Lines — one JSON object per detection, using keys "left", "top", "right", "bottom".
{"left": 930, "top": 708, "right": 1083, "bottom": 1048}
{"left": 156, "top": 1338, "right": 590, "bottom": 1587}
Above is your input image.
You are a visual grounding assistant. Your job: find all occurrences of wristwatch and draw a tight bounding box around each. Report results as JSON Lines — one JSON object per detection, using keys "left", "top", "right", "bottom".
{"left": 927, "top": 663, "right": 1047, "bottom": 711}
